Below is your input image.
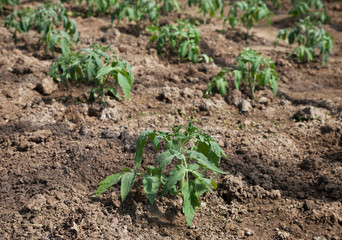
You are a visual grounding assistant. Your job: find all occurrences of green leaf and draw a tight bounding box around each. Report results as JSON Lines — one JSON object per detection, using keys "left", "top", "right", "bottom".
{"left": 160, "top": 165, "right": 186, "bottom": 197}
{"left": 182, "top": 180, "right": 198, "bottom": 226}
{"left": 216, "top": 77, "right": 227, "bottom": 96}
{"left": 156, "top": 149, "right": 181, "bottom": 175}
{"left": 96, "top": 65, "right": 115, "bottom": 79}
{"left": 93, "top": 172, "right": 123, "bottom": 197}
{"left": 189, "top": 169, "right": 213, "bottom": 193}
{"left": 188, "top": 151, "right": 226, "bottom": 174}
{"left": 84, "top": 58, "right": 97, "bottom": 83}
{"left": 134, "top": 130, "right": 154, "bottom": 170}
{"left": 180, "top": 41, "right": 188, "bottom": 59}
{"left": 118, "top": 71, "right": 132, "bottom": 100}
{"left": 121, "top": 170, "right": 137, "bottom": 201}
{"left": 143, "top": 174, "right": 161, "bottom": 204}
{"left": 233, "top": 70, "right": 243, "bottom": 91}
{"left": 106, "top": 86, "right": 122, "bottom": 100}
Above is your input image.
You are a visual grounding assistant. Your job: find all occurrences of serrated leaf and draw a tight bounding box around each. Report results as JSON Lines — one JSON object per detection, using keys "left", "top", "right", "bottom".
{"left": 84, "top": 58, "right": 97, "bottom": 83}
{"left": 188, "top": 151, "right": 226, "bottom": 174}
{"left": 233, "top": 70, "right": 243, "bottom": 91}
{"left": 180, "top": 41, "right": 188, "bottom": 59}
{"left": 160, "top": 165, "right": 186, "bottom": 197}
{"left": 156, "top": 149, "right": 181, "bottom": 175}
{"left": 121, "top": 170, "right": 137, "bottom": 201}
{"left": 143, "top": 174, "right": 161, "bottom": 204}
{"left": 118, "top": 71, "right": 132, "bottom": 100}
{"left": 96, "top": 65, "right": 115, "bottom": 79}
{"left": 216, "top": 77, "right": 227, "bottom": 96}
{"left": 106, "top": 86, "right": 122, "bottom": 100}
{"left": 93, "top": 172, "right": 123, "bottom": 197}
{"left": 134, "top": 130, "right": 154, "bottom": 170}
{"left": 182, "top": 180, "right": 199, "bottom": 227}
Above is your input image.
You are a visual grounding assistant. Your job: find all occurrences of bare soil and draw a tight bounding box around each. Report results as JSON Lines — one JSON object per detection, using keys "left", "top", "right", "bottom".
{"left": 0, "top": 0, "right": 342, "bottom": 239}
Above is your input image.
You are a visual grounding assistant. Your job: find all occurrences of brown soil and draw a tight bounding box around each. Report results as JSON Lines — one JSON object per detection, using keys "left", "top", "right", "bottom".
{"left": 0, "top": 0, "right": 342, "bottom": 239}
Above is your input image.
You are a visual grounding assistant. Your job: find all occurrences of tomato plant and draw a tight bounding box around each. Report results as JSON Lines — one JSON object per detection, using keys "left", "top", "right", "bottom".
{"left": 0, "top": 0, "right": 19, "bottom": 12}
{"left": 274, "top": 16, "right": 334, "bottom": 65}
{"left": 49, "top": 43, "right": 134, "bottom": 103}
{"left": 93, "top": 122, "right": 227, "bottom": 227}
{"left": 289, "top": 0, "right": 328, "bottom": 23}
{"left": 147, "top": 20, "right": 212, "bottom": 63}
{"left": 206, "top": 48, "right": 278, "bottom": 99}
{"left": 224, "top": 0, "right": 273, "bottom": 40}
{"left": 158, "top": 0, "right": 181, "bottom": 13}
{"left": 186, "top": 0, "right": 223, "bottom": 20}
{"left": 111, "top": 0, "right": 159, "bottom": 36}
{"left": 4, "top": 1, "right": 79, "bottom": 56}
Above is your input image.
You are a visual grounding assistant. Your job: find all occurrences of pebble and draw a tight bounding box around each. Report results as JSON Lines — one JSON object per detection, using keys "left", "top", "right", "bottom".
{"left": 35, "top": 78, "right": 58, "bottom": 95}
{"left": 239, "top": 99, "right": 252, "bottom": 113}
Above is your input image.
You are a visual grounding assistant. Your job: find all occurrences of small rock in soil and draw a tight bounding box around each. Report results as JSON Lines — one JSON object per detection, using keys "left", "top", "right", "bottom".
{"left": 35, "top": 78, "right": 58, "bottom": 95}
{"left": 101, "top": 130, "right": 116, "bottom": 139}
{"left": 299, "top": 156, "right": 320, "bottom": 171}
{"left": 313, "top": 237, "right": 327, "bottom": 240}
{"left": 31, "top": 96, "right": 44, "bottom": 107}
{"left": 270, "top": 190, "right": 281, "bottom": 199}
{"left": 317, "top": 175, "right": 330, "bottom": 185}
{"left": 245, "top": 229, "right": 254, "bottom": 236}
{"left": 169, "top": 73, "right": 181, "bottom": 83}
{"left": 303, "top": 200, "right": 317, "bottom": 211}
{"left": 239, "top": 99, "right": 252, "bottom": 113}
{"left": 181, "top": 87, "right": 195, "bottom": 98}
{"left": 258, "top": 96, "right": 268, "bottom": 105}
{"left": 199, "top": 100, "right": 213, "bottom": 112}
{"left": 104, "top": 96, "right": 116, "bottom": 108}
{"left": 229, "top": 89, "right": 242, "bottom": 107}
{"left": 320, "top": 125, "right": 333, "bottom": 134}
{"left": 88, "top": 104, "right": 102, "bottom": 117}
{"left": 156, "top": 86, "right": 180, "bottom": 103}
{"left": 100, "top": 108, "right": 120, "bottom": 122}
{"left": 27, "top": 194, "right": 47, "bottom": 212}
{"left": 277, "top": 231, "right": 290, "bottom": 240}
{"left": 292, "top": 106, "right": 326, "bottom": 121}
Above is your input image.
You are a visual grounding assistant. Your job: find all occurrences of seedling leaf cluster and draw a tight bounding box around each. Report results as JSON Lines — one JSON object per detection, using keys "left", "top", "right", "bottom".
{"left": 186, "top": 0, "right": 223, "bottom": 19}
{"left": 207, "top": 48, "right": 278, "bottom": 99}
{"left": 274, "top": 16, "right": 334, "bottom": 65}
{"left": 289, "top": 0, "right": 328, "bottom": 23}
{"left": 111, "top": 0, "right": 159, "bottom": 35}
{"left": 225, "top": 0, "right": 273, "bottom": 39}
{"left": 147, "top": 20, "right": 211, "bottom": 63}
{"left": 49, "top": 43, "right": 134, "bottom": 102}
{"left": 4, "top": 1, "right": 79, "bottom": 56}
{"left": 94, "top": 122, "right": 227, "bottom": 226}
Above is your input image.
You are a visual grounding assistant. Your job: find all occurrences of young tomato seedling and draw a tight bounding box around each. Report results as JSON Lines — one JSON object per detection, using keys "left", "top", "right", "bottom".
{"left": 93, "top": 122, "right": 227, "bottom": 226}
{"left": 0, "top": 0, "right": 19, "bottom": 12}
{"left": 274, "top": 16, "right": 334, "bottom": 65}
{"left": 186, "top": 0, "right": 224, "bottom": 21}
{"left": 225, "top": 0, "right": 273, "bottom": 40}
{"left": 4, "top": 1, "right": 79, "bottom": 56}
{"left": 206, "top": 48, "right": 278, "bottom": 99}
{"left": 49, "top": 43, "right": 134, "bottom": 103}
{"left": 147, "top": 20, "right": 212, "bottom": 63}
{"left": 289, "top": 0, "right": 328, "bottom": 23}
{"left": 111, "top": 0, "right": 159, "bottom": 36}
